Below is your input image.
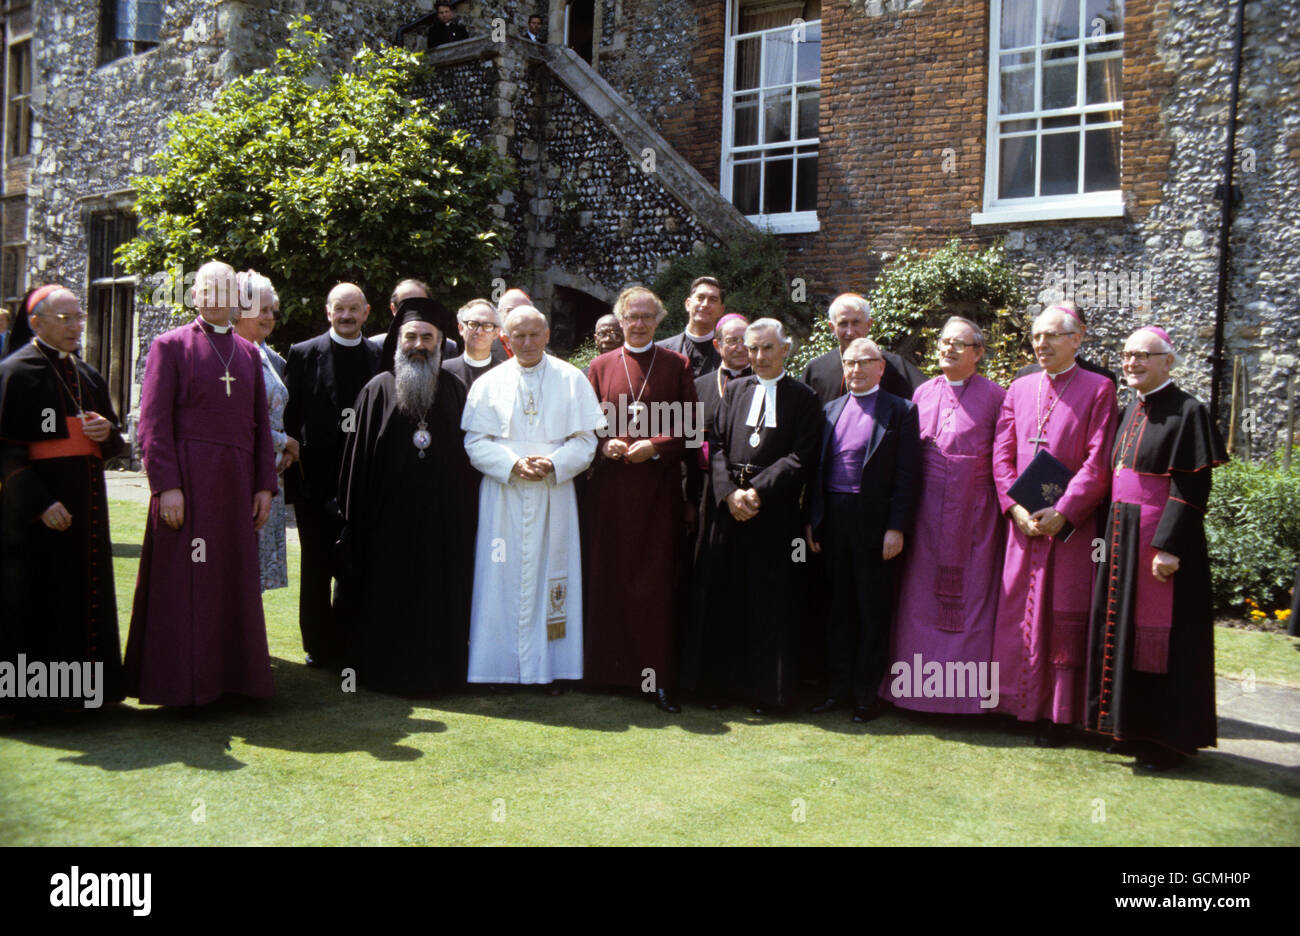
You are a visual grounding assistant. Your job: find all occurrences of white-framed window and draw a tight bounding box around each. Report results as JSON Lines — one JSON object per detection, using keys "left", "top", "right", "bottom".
{"left": 974, "top": 0, "right": 1124, "bottom": 226}
{"left": 721, "top": 0, "right": 821, "bottom": 235}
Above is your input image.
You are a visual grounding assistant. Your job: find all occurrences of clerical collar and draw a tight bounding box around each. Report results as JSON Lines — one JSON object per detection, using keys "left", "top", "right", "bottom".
{"left": 849, "top": 384, "right": 880, "bottom": 398}
{"left": 757, "top": 371, "right": 785, "bottom": 387}
{"left": 329, "top": 328, "right": 364, "bottom": 347}
{"left": 464, "top": 353, "right": 492, "bottom": 368}
{"left": 722, "top": 366, "right": 749, "bottom": 377}
{"left": 944, "top": 377, "right": 967, "bottom": 387}
{"left": 745, "top": 371, "right": 782, "bottom": 430}
{"left": 624, "top": 340, "right": 653, "bottom": 353}
{"left": 35, "top": 336, "right": 69, "bottom": 359}
{"left": 199, "top": 317, "right": 232, "bottom": 334}
{"left": 1138, "top": 379, "right": 1173, "bottom": 401}
{"left": 1045, "top": 361, "right": 1077, "bottom": 379}
{"left": 518, "top": 356, "right": 546, "bottom": 375}
{"left": 687, "top": 329, "right": 715, "bottom": 343}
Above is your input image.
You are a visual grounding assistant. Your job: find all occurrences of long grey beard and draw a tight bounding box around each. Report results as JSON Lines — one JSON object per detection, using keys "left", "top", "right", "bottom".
{"left": 394, "top": 345, "right": 441, "bottom": 420}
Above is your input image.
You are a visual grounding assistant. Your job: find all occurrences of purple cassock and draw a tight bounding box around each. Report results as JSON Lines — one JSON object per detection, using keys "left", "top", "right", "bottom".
{"left": 991, "top": 364, "right": 1116, "bottom": 725}
{"left": 124, "top": 318, "right": 278, "bottom": 706}
{"left": 885, "top": 374, "right": 1006, "bottom": 713}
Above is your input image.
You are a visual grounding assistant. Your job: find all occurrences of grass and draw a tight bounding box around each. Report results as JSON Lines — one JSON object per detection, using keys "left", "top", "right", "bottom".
{"left": 0, "top": 497, "right": 1297, "bottom": 845}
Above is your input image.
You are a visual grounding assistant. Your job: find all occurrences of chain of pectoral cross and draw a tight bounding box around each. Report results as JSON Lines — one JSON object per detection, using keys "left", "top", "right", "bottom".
{"left": 1030, "top": 369, "right": 1076, "bottom": 453}
{"left": 199, "top": 323, "right": 238, "bottom": 397}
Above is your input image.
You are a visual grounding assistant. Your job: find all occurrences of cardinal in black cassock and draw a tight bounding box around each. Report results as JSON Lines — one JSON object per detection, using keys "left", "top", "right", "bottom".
{"left": 682, "top": 321, "right": 821, "bottom": 711}
{"left": 0, "top": 286, "right": 125, "bottom": 713}
{"left": 1085, "top": 327, "right": 1226, "bottom": 769}
{"left": 336, "top": 297, "right": 477, "bottom": 694}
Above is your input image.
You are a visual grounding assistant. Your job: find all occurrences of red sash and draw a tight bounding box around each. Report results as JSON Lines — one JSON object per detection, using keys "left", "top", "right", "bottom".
{"left": 28, "top": 416, "right": 102, "bottom": 461}
{"left": 1112, "top": 467, "right": 1173, "bottom": 673}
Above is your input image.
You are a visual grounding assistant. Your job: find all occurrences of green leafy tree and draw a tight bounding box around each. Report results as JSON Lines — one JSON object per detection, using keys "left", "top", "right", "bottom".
{"left": 118, "top": 17, "right": 515, "bottom": 340}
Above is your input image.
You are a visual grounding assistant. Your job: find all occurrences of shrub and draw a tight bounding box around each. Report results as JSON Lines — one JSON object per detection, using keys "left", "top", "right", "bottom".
{"left": 1205, "top": 451, "right": 1300, "bottom": 614}
{"left": 650, "top": 234, "right": 812, "bottom": 342}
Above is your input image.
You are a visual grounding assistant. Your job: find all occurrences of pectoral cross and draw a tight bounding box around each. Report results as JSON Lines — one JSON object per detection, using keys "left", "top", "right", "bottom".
{"left": 219, "top": 370, "right": 236, "bottom": 397}
{"left": 524, "top": 391, "right": 538, "bottom": 425}
{"left": 1028, "top": 434, "right": 1049, "bottom": 453}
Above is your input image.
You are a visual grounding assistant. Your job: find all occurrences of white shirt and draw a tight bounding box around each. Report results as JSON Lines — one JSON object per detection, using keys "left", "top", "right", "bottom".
{"left": 745, "top": 371, "right": 784, "bottom": 428}
{"left": 329, "top": 328, "right": 364, "bottom": 347}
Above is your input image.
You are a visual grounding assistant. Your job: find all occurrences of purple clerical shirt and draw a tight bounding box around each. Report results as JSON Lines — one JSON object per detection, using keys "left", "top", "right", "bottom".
{"left": 827, "top": 390, "right": 877, "bottom": 493}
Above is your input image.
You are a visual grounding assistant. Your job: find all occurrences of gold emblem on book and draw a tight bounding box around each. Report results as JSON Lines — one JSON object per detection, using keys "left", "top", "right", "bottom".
{"left": 1040, "top": 482, "right": 1064, "bottom": 504}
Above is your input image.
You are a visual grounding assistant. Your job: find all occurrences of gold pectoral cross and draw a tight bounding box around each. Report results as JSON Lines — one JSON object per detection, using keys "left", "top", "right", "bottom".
{"left": 524, "top": 391, "right": 538, "bottom": 424}
{"left": 220, "top": 370, "right": 236, "bottom": 397}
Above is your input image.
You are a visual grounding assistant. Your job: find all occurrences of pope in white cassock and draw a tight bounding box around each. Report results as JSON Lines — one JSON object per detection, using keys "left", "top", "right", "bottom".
{"left": 462, "top": 306, "right": 607, "bottom": 684}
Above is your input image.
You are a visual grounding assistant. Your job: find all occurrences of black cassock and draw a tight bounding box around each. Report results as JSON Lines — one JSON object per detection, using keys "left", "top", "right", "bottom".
{"left": 336, "top": 369, "right": 476, "bottom": 694}
{"left": 0, "top": 342, "right": 125, "bottom": 710}
{"left": 684, "top": 365, "right": 753, "bottom": 563}
{"left": 799, "top": 348, "right": 924, "bottom": 407}
{"left": 1084, "top": 383, "right": 1226, "bottom": 755}
{"left": 682, "top": 374, "right": 821, "bottom": 707}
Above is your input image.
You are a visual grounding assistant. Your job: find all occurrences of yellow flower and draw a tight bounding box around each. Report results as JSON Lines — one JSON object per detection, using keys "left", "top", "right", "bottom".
{"left": 1249, "top": 610, "right": 1266, "bottom": 621}
{"left": 1277, "top": 609, "right": 1292, "bottom": 621}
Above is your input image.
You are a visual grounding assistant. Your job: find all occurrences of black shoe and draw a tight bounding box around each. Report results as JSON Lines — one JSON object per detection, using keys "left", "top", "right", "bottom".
{"left": 852, "top": 700, "right": 889, "bottom": 723}
{"left": 1136, "top": 743, "right": 1185, "bottom": 771}
{"left": 1034, "top": 721, "right": 1068, "bottom": 747}
{"left": 1105, "top": 739, "right": 1137, "bottom": 756}
{"left": 750, "top": 705, "right": 770, "bottom": 716}
{"left": 707, "top": 700, "right": 728, "bottom": 711}
{"left": 653, "top": 689, "right": 680, "bottom": 713}
{"left": 809, "top": 697, "right": 845, "bottom": 714}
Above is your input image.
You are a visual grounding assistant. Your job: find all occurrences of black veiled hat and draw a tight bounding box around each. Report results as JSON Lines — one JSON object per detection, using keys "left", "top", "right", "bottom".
{"left": 382, "top": 295, "right": 455, "bottom": 372}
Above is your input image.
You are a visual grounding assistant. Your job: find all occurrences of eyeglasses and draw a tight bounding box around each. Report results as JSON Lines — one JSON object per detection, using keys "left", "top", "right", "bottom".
{"left": 938, "top": 338, "right": 981, "bottom": 351}
{"left": 1120, "top": 350, "right": 1172, "bottom": 363}
{"left": 622, "top": 313, "right": 658, "bottom": 325}
{"left": 48, "top": 313, "right": 87, "bottom": 324}
{"left": 463, "top": 321, "right": 498, "bottom": 333}
{"left": 719, "top": 336, "right": 746, "bottom": 347}
{"left": 843, "top": 357, "right": 883, "bottom": 368}
{"left": 1031, "top": 330, "right": 1077, "bottom": 343}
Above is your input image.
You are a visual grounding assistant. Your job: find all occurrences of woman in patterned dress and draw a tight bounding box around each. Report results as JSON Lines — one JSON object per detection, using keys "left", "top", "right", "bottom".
{"left": 234, "top": 270, "right": 297, "bottom": 590}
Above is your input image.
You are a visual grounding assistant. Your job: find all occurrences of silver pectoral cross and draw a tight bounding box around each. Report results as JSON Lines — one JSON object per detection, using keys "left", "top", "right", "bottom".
{"left": 219, "top": 370, "right": 236, "bottom": 397}
{"left": 1028, "top": 434, "right": 1049, "bottom": 453}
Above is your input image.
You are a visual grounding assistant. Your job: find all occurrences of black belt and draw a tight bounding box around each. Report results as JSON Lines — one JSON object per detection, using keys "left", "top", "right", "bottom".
{"left": 728, "top": 462, "right": 764, "bottom": 486}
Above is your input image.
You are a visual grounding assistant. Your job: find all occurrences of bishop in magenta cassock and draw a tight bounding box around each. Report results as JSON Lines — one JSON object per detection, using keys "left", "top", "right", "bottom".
{"left": 582, "top": 287, "right": 698, "bottom": 713}
{"left": 0, "top": 286, "right": 125, "bottom": 714}
{"left": 124, "top": 262, "right": 278, "bottom": 707}
{"left": 1084, "top": 327, "right": 1225, "bottom": 771}
{"left": 887, "top": 317, "right": 1005, "bottom": 714}
{"left": 991, "top": 304, "right": 1117, "bottom": 745}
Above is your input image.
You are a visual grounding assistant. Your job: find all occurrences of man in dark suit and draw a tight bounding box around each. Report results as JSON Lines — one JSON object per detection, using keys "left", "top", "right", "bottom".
{"left": 1013, "top": 301, "right": 1118, "bottom": 386}
{"left": 800, "top": 293, "right": 925, "bottom": 405}
{"left": 284, "top": 282, "right": 382, "bottom": 667}
{"left": 657, "top": 276, "right": 725, "bottom": 378}
{"left": 442, "top": 298, "right": 508, "bottom": 392}
{"left": 806, "top": 337, "right": 922, "bottom": 722}
{"left": 427, "top": 2, "right": 469, "bottom": 48}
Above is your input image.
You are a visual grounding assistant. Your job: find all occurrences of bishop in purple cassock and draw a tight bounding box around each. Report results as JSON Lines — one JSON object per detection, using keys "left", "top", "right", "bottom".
{"left": 991, "top": 305, "right": 1116, "bottom": 743}
{"left": 124, "top": 262, "right": 278, "bottom": 707}
{"left": 887, "top": 318, "right": 1006, "bottom": 714}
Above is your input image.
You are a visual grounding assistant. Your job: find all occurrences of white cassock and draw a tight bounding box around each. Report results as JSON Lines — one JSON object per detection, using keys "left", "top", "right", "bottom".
{"left": 462, "top": 354, "right": 606, "bottom": 683}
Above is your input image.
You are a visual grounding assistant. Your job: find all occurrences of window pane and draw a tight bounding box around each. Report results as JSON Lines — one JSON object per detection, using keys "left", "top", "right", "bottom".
{"left": 1041, "top": 131, "right": 1080, "bottom": 195}
{"left": 1000, "top": 52, "right": 1034, "bottom": 114}
{"left": 795, "top": 155, "right": 818, "bottom": 212}
{"left": 734, "top": 93, "right": 759, "bottom": 147}
{"left": 764, "top": 157, "right": 793, "bottom": 214}
{"left": 999, "top": 135, "right": 1036, "bottom": 199}
{"left": 1001, "top": 118, "right": 1036, "bottom": 133}
{"left": 1086, "top": 41, "right": 1122, "bottom": 104}
{"left": 735, "top": 36, "right": 760, "bottom": 91}
{"left": 764, "top": 89, "right": 792, "bottom": 144}
{"left": 1043, "top": 114, "right": 1078, "bottom": 129}
{"left": 765, "top": 31, "right": 795, "bottom": 87}
{"left": 1085, "top": 108, "right": 1121, "bottom": 124}
{"left": 733, "top": 162, "right": 760, "bottom": 215}
{"left": 1084, "top": 126, "right": 1121, "bottom": 191}
{"left": 1085, "top": 0, "right": 1123, "bottom": 37}
{"left": 1000, "top": 0, "right": 1036, "bottom": 49}
{"left": 796, "top": 22, "right": 821, "bottom": 82}
{"left": 797, "top": 87, "right": 819, "bottom": 140}
{"left": 1043, "top": 0, "right": 1081, "bottom": 42}
{"left": 1042, "top": 47, "right": 1079, "bottom": 110}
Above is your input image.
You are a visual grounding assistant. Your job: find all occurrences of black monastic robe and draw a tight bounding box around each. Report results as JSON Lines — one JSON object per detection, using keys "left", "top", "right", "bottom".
{"left": 685, "top": 365, "right": 753, "bottom": 562}
{"left": 658, "top": 331, "right": 722, "bottom": 380}
{"left": 0, "top": 341, "right": 125, "bottom": 710}
{"left": 336, "top": 368, "right": 476, "bottom": 694}
{"left": 1085, "top": 383, "right": 1226, "bottom": 754}
{"left": 682, "top": 374, "right": 821, "bottom": 707}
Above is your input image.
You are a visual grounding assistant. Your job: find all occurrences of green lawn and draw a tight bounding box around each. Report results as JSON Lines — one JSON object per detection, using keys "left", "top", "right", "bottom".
{"left": 0, "top": 498, "right": 1296, "bottom": 846}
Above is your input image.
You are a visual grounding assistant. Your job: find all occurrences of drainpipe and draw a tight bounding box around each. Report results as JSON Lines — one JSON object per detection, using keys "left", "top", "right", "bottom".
{"left": 1209, "top": 0, "right": 1247, "bottom": 426}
